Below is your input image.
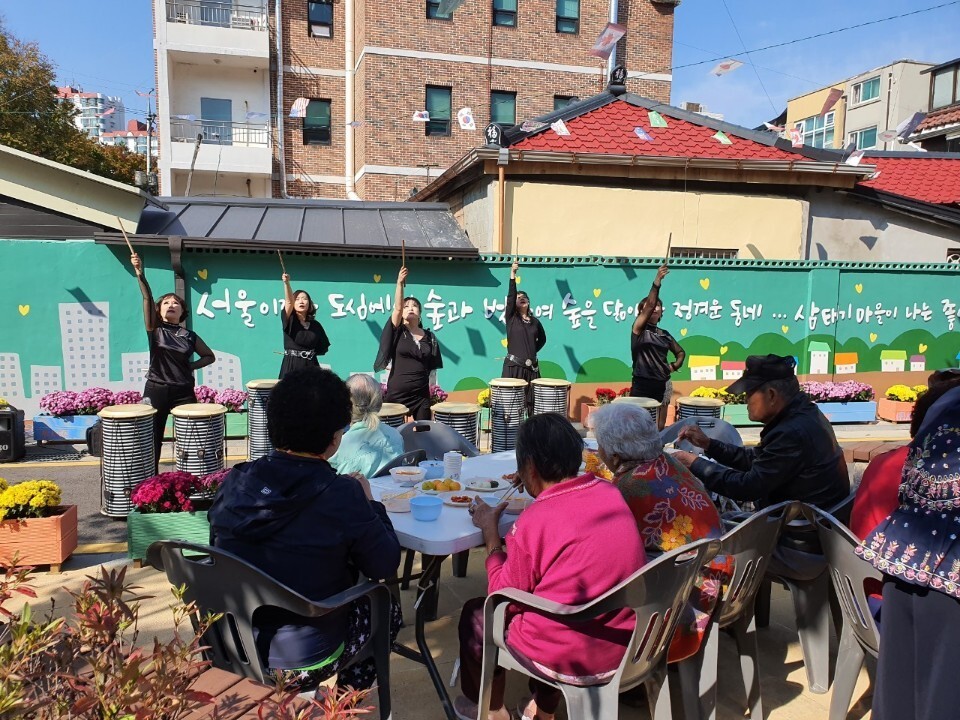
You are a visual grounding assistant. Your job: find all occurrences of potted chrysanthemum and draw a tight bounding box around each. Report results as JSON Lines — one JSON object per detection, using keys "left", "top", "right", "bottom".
{"left": 800, "top": 380, "right": 877, "bottom": 423}
{"left": 878, "top": 384, "right": 927, "bottom": 423}
{"left": 126, "top": 470, "right": 224, "bottom": 564}
{"left": 34, "top": 388, "right": 140, "bottom": 443}
{"left": 0, "top": 478, "right": 77, "bottom": 571}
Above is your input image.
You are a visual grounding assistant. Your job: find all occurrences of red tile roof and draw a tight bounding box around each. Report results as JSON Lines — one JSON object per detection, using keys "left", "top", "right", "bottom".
{"left": 511, "top": 100, "right": 802, "bottom": 161}
{"left": 857, "top": 155, "right": 960, "bottom": 205}
{"left": 917, "top": 105, "right": 960, "bottom": 132}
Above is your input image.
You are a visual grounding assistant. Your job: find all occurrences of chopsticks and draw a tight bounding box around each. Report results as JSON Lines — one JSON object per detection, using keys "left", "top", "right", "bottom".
{"left": 498, "top": 483, "right": 522, "bottom": 504}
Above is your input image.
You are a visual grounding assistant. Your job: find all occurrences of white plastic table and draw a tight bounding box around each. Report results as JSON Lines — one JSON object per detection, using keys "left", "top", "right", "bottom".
{"left": 370, "top": 451, "right": 521, "bottom": 720}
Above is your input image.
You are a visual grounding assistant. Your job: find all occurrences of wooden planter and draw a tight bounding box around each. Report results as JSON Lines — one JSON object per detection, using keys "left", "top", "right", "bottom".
{"left": 32, "top": 415, "right": 99, "bottom": 443}
{"left": 817, "top": 401, "right": 877, "bottom": 424}
{"left": 0, "top": 505, "right": 78, "bottom": 571}
{"left": 127, "top": 509, "right": 210, "bottom": 564}
{"left": 878, "top": 398, "right": 915, "bottom": 423}
{"left": 720, "top": 404, "right": 761, "bottom": 427}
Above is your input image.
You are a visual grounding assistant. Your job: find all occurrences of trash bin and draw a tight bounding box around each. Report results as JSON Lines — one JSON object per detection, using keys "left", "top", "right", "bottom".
{"left": 0, "top": 405, "right": 26, "bottom": 463}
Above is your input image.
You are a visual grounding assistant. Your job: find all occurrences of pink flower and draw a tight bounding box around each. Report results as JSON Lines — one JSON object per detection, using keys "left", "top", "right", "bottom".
{"left": 130, "top": 471, "right": 201, "bottom": 513}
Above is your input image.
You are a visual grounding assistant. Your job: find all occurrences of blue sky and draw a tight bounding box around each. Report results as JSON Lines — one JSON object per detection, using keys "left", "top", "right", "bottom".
{"left": 2, "top": 0, "right": 959, "bottom": 128}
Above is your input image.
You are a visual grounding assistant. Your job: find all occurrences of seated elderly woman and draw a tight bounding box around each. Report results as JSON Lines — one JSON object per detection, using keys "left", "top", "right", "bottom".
{"left": 330, "top": 373, "right": 404, "bottom": 478}
{"left": 208, "top": 367, "right": 402, "bottom": 692}
{"left": 591, "top": 402, "right": 728, "bottom": 663}
{"left": 454, "top": 413, "right": 646, "bottom": 720}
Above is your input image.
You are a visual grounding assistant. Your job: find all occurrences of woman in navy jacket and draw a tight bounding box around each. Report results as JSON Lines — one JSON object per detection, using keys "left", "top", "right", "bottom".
{"left": 209, "top": 366, "right": 401, "bottom": 691}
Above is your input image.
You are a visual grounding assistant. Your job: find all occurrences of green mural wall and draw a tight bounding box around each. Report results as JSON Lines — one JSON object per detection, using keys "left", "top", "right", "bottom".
{"left": 1, "top": 238, "right": 958, "bottom": 416}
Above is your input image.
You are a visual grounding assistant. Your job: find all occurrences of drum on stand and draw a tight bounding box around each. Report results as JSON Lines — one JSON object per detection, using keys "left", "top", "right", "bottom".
{"left": 612, "top": 395, "right": 661, "bottom": 422}
{"left": 676, "top": 396, "right": 723, "bottom": 419}
{"left": 379, "top": 403, "right": 409, "bottom": 429}
{"left": 490, "top": 378, "right": 527, "bottom": 452}
{"left": 432, "top": 402, "right": 480, "bottom": 447}
{"left": 531, "top": 378, "right": 571, "bottom": 417}
{"left": 246, "top": 379, "right": 278, "bottom": 461}
{"left": 98, "top": 404, "right": 156, "bottom": 517}
{"left": 171, "top": 403, "right": 226, "bottom": 476}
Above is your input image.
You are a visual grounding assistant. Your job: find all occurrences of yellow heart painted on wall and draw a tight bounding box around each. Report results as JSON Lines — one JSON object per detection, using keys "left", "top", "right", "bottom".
{"left": 18, "top": 305, "right": 29, "bottom": 316}
{"left": 197, "top": 269, "right": 209, "bottom": 280}
{"left": 869, "top": 333, "right": 878, "bottom": 343}
{"left": 373, "top": 274, "right": 382, "bottom": 283}
{"left": 781, "top": 325, "right": 789, "bottom": 334}
{"left": 699, "top": 278, "right": 710, "bottom": 290}
{"left": 515, "top": 276, "right": 521, "bottom": 284}
{"left": 680, "top": 328, "right": 688, "bottom": 337}
{"left": 719, "top": 346, "right": 728, "bottom": 355}
{"left": 854, "top": 283, "right": 863, "bottom": 294}
{"left": 919, "top": 343, "right": 928, "bottom": 353}
{"left": 500, "top": 338, "right": 508, "bottom": 348}
{"left": 593, "top": 289, "right": 601, "bottom": 298}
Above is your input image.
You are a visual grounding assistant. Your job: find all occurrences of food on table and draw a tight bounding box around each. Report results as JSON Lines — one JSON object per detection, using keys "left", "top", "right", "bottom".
{"left": 449, "top": 495, "right": 471, "bottom": 504}
{"left": 470, "top": 479, "right": 500, "bottom": 489}
{"left": 422, "top": 479, "right": 461, "bottom": 492}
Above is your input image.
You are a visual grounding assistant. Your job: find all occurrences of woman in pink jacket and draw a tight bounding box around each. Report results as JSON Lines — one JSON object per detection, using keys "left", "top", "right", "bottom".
{"left": 454, "top": 413, "right": 647, "bottom": 720}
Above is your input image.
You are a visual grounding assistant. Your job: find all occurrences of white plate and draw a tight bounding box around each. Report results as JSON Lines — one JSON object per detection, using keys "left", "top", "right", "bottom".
{"left": 439, "top": 491, "right": 474, "bottom": 508}
{"left": 465, "top": 479, "right": 505, "bottom": 493}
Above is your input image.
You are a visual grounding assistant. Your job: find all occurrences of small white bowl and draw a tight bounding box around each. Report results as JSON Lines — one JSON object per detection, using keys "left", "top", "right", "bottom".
{"left": 389, "top": 466, "right": 426, "bottom": 486}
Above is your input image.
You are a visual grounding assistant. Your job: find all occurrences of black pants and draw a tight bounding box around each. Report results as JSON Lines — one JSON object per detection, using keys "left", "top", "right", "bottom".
{"left": 630, "top": 377, "right": 667, "bottom": 403}
{"left": 142, "top": 380, "right": 195, "bottom": 473}
{"left": 873, "top": 577, "right": 960, "bottom": 720}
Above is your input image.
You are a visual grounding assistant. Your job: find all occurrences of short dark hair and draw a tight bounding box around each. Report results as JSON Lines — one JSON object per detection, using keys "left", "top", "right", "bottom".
{"left": 637, "top": 298, "right": 663, "bottom": 314}
{"left": 402, "top": 296, "right": 422, "bottom": 312}
{"left": 292, "top": 289, "right": 316, "bottom": 320}
{"left": 515, "top": 413, "right": 583, "bottom": 483}
{"left": 156, "top": 292, "right": 189, "bottom": 322}
{"left": 267, "top": 367, "right": 351, "bottom": 454}
{"left": 911, "top": 374, "right": 960, "bottom": 438}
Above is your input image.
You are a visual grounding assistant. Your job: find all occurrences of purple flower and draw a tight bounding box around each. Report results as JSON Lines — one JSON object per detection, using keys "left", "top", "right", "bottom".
{"left": 800, "top": 380, "right": 874, "bottom": 403}
{"left": 39, "top": 391, "right": 79, "bottom": 417}
{"left": 194, "top": 385, "right": 217, "bottom": 403}
{"left": 113, "top": 390, "right": 143, "bottom": 405}
{"left": 130, "top": 471, "right": 201, "bottom": 513}
{"left": 75, "top": 387, "right": 115, "bottom": 415}
{"left": 214, "top": 388, "right": 248, "bottom": 412}
{"left": 429, "top": 385, "right": 448, "bottom": 405}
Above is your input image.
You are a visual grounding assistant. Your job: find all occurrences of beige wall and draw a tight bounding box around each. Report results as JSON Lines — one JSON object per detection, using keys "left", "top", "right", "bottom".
{"left": 786, "top": 84, "right": 846, "bottom": 149}
{"left": 503, "top": 181, "right": 807, "bottom": 259}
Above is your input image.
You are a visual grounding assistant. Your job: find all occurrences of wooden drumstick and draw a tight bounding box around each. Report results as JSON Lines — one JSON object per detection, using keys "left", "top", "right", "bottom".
{"left": 664, "top": 232, "right": 673, "bottom": 265}
{"left": 116, "top": 217, "right": 135, "bottom": 255}
{"left": 401, "top": 236, "right": 406, "bottom": 268}
{"left": 277, "top": 250, "right": 288, "bottom": 275}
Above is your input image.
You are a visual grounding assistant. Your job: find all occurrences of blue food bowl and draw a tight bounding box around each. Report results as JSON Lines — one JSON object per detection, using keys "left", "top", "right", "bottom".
{"left": 410, "top": 495, "right": 443, "bottom": 522}
{"left": 418, "top": 459, "right": 445, "bottom": 480}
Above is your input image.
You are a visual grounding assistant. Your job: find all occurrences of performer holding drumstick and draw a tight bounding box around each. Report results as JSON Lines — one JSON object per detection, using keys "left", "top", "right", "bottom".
{"left": 502, "top": 259, "right": 546, "bottom": 414}
{"left": 278, "top": 252, "right": 330, "bottom": 379}
{"left": 630, "top": 264, "right": 685, "bottom": 430}
{"left": 374, "top": 266, "right": 443, "bottom": 421}
{"left": 130, "top": 252, "right": 215, "bottom": 471}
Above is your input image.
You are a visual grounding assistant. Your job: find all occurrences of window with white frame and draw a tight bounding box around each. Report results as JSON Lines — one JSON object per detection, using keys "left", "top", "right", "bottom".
{"left": 851, "top": 76, "right": 880, "bottom": 105}
{"left": 848, "top": 126, "right": 878, "bottom": 150}
{"left": 795, "top": 112, "right": 835, "bottom": 149}
{"left": 670, "top": 247, "right": 738, "bottom": 260}
{"left": 308, "top": 0, "right": 333, "bottom": 37}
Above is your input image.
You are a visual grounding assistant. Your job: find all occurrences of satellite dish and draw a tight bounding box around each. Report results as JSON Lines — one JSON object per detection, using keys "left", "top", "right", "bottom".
{"left": 878, "top": 130, "right": 898, "bottom": 143}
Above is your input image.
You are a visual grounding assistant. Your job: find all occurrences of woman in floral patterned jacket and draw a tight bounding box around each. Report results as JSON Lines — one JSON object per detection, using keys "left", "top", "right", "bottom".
{"left": 857, "top": 375, "right": 960, "bottom": 720}
{"left": 592, "top": 402, "right": 730, "bottom": 662}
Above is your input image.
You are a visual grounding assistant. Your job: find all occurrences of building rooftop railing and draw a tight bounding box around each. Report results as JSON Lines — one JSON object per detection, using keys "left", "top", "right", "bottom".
{"left": 166, "top": 0, "right": 267, "bottom": 31}
{"left": 170, "top": 118, "right": 270, "bottom": 147}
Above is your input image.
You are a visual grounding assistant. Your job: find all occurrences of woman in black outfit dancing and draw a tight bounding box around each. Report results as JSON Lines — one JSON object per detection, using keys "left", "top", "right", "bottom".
{"left": 374, "top": 267, "right": 442, "bottom": 421}
{"left": 131, "top": 253, "right": 215, "bottom": 471}
{"left": 502, "top": 260, "right": 546, "bottom": 412}
{"left": 279, "top": 273, "right": 330, "bottom": 379}
{"left": 630, "top": 265, "right": 685, "bottom": 430}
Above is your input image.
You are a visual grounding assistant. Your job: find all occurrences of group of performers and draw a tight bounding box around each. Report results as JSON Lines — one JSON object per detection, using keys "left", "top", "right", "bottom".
{"left": 129, "top": 252, "right": 686, "bottom": 446}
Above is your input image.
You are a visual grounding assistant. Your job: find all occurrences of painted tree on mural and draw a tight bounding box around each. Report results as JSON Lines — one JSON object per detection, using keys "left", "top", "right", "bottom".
{"left": 0, "top": 20, "right": 145, "bottom": 184}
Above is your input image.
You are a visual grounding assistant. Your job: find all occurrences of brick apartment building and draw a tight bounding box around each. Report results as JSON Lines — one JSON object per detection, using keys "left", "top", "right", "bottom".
{"left": 153, "top": 0, "right": 676, "bottom": 201}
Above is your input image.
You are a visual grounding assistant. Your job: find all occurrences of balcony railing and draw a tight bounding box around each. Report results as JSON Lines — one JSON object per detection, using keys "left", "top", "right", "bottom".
{"left": 166, "top": 0, "right": 267, "bottom": 31}
{"left": 171, "top": 119, "right": 270, "bottom": 147}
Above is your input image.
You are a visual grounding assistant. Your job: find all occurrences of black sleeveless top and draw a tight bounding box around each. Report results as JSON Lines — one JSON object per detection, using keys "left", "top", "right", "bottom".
{"left": 147, "top": 323, "right": 198, "bottom": 386}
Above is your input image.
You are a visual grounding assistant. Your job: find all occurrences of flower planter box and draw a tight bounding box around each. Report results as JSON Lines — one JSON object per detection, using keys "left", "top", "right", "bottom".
{"left": 816, "top": 401, "right": 877, "bottom": 424}
{"left": 32, "top": 415, "right": 99, "bottom": 443}
{"left": 878, "top": 398, "right": 915, "bottom": 423}
{"left": 720, "top": 404, "right": 761, "bottom": 427}
{"left": 580, "top": 402, "right": 604, "bottom": 428}
{"left": 127, "top": 509, "right": 210, "bottom": 564}
{"left": 0, "top": 504, "right": 78, "bottom": 571}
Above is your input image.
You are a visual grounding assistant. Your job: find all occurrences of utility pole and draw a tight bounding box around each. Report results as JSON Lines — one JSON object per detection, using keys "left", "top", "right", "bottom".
{"left": 146, "top": 93, "right": 155, "bottom": 176}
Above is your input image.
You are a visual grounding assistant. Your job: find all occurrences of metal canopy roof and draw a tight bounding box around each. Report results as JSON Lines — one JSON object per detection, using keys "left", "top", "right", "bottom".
{"left": 98, "top": 197, "right": 477, "bottom": 258}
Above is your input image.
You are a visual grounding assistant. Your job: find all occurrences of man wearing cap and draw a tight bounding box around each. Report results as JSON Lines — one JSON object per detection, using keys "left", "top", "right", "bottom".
{"left": 673, "top": 354, "right": 849, "bottom": 579}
